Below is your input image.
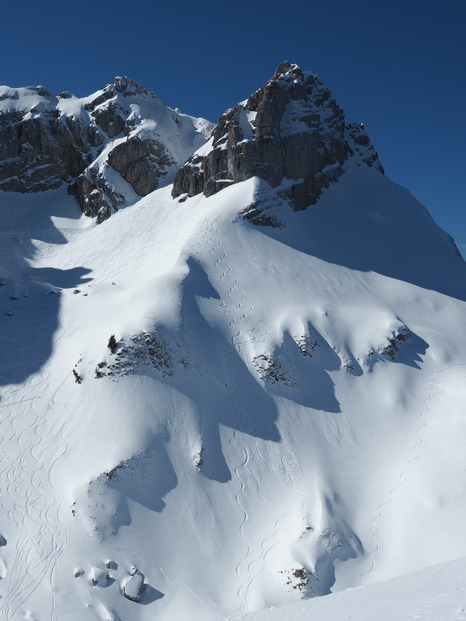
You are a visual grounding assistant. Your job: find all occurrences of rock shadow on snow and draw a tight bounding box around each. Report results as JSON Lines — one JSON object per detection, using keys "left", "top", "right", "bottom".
{"left": 105, "top": 435, "right": 177, "bottom": 513}
{"left": 0, "top": 191, "right": 91, "bottom": 385}
{"left": 175, "top": 257, "right": 281, "bottom": 482}
{"left": 366, "top": 327, "right": 429, "bottom": 371}
{"left": 307, "top": 494, "right": 363, "bottom": 597}
{"left": 286, "top": 492, "right": 363, "bottom": 598}
{"left": 85, "top": 434, "right": 177, "bottom": 539}
{"left": 139, "top": 584, "right": 165, "bottom": 605}
{"left": 255, "top": 330, "right": 341, "bottom": 413}
{"left": 396, "top": 330, "right": 429, "bottom": 369}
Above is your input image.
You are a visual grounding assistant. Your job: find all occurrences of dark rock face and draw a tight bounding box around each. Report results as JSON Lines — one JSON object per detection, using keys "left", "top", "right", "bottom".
{"left": 114, "top": 76, "right": 148, "bottom": 97}
{"left": 68, "top": 167, "right": 126, "bottom": 224}
{"left": 91, "top": 102, "right": 126, "bottom": 138}
{"left": 0, "top": 102, "right": 102, "bottom": 193}
{"left": 0, "top": 66, "right": 382, "bottom": 221}
{"left": 108, "top": 136, "right": 174, "bottom": 196}
{"left": 346, "top": 122, "right": 383, "bottom": 170}
{"left": 69, "top": 133, "right": 177, "bottom": 222}
{"left": 67, "top": 77, "right": 183, "bottom": 221}
{"left": 172, "top": 61, "right": 383, "bottom": 209}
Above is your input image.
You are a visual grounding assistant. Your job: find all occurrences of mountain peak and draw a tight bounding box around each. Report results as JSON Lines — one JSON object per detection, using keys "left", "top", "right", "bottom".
{"left": 270, "top": 60, "right": 305, "bottom": 81}
{"left": 2, "top": 63, "right": 466, "bottom": 621}
{"left": 172, "top": 63, "right": 383, "bottom": 209}
{"left": 113, "top": 75, "right": 149, "bottom": 97}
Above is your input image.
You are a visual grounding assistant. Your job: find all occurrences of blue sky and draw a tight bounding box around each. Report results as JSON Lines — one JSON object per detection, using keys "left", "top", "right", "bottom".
{"left": 3, "top": 0, "right": 465, "bottom": 250}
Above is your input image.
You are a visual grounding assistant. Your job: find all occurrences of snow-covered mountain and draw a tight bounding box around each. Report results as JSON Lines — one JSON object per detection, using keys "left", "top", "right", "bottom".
{"left": 1, "top": 62, "right": 466, "bottom": 621}
{"left": 0, "top": 76, "right": 213, "bottom": 222}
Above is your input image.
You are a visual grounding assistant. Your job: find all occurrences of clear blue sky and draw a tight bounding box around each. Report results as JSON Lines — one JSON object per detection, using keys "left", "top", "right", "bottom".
{"left": 3, "top": 0, "right": 465, "bottom": 251}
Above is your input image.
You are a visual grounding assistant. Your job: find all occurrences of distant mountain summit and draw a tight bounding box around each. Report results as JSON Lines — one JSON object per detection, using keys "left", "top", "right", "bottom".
{"left": 0, "top": 77, "right": 213, "bottom": 222}
{"left": 172, "top": 61, "right": 383, "bottom": 209}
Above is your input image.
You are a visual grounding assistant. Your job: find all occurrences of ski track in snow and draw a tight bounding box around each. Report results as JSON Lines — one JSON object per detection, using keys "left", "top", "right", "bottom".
{"left": 360, "top": 362, "right": 466, "bottom": 586}
{"left": 204, "top": 214, "right": 280, "bottom": 614}
{"left": 203, "top": 213, "right": 338, "bottom": 612}
{"left": 2, "top": 193, "right": 464, "bottom": 619}
{"left": 208, "top": 220, "right": 253, "bottom": 613}
{"left": 0, "top": 311, "right": 70, "bottom": 620}
{"left": 242, "top": 443, "right": 287, "bottom": 610}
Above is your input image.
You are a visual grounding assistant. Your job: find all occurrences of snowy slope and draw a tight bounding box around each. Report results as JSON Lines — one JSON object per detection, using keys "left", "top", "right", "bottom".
{"left": 229, "top": 556, "right": 466, "bottom": 621}
{"left": 1, "top": 149, "right": 466, "bottom": 621}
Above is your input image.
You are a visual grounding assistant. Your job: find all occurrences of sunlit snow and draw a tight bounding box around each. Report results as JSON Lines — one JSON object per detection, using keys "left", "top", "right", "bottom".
{"left": 0, "top": 159, "right": 465, "bottom": 620}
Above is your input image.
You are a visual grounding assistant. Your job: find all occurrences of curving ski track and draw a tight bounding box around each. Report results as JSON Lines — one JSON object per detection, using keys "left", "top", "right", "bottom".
{"left": 205, "top": 214, "right": 280, "bottom": 613}
{"left": 0, "top": 315, "right": 70, "bottom": 620}
{"left": 360, "top": 363, "right": 466, "bottom": 586}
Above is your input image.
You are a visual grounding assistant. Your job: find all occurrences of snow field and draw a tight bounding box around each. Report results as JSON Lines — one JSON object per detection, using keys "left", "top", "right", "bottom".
{"left": 0, "top": 162, "right": 466, "bottom": 619}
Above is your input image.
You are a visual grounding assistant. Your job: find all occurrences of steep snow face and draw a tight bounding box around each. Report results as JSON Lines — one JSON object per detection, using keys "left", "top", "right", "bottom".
{"left": 0, "top": 77, "right": 213, "bottom": 221}
{"left": 0, "top": 155, "right": 466, "bottom": 621}
{"left": 173, "top": 61, "right": 383, "bottom": 208}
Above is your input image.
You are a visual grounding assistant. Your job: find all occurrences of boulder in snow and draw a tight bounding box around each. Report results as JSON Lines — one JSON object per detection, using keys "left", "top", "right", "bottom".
{"left": 122, "top": 567, "right": 145, "bottom": 602}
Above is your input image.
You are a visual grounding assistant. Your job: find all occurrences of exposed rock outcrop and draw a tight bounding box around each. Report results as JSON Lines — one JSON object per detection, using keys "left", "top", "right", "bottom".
{"left": 68, "top": 165, "right": 126, "bottom": 223}
{"left": 172, "top": 61, "right": 383, "bottom": 209}
{"left": 67, "top": 76, "right": 212, "bottom": 221}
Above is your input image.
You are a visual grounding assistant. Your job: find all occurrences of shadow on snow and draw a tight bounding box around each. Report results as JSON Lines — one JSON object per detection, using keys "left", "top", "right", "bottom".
{"left": 252, "top": 170, "right": 466, "bottom": 302}
{"left": 0, "top": 190, "right": 91, "bottom": 385}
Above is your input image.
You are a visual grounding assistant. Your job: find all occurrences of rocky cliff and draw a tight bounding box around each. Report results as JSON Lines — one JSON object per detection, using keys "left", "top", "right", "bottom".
{"left": 172, "top": 61, "right": 383, "bottom": 210}
{"left": 0, "top": 86, "right": 102, "bottom": 193}
{"left": 0, "top": 77, "right": 213, "bottom": 222}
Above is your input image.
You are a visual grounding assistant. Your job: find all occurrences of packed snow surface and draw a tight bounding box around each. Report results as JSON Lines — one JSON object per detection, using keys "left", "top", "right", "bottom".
{"left": 0, "top": 162, "right": 466, "bottom": 620}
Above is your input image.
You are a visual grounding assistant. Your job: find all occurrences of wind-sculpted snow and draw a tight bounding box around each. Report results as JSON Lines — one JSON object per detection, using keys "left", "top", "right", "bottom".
{"left": 1, "top": 101, "right": 466, "bottom": 621}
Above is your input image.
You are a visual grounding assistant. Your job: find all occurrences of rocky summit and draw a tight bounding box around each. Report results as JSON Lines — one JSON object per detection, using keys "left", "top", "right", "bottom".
{"left": 172, "top": 61, "right": 383, "bottom": 209}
